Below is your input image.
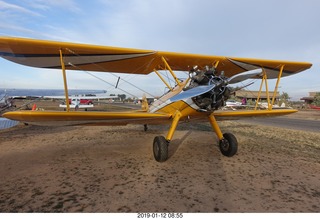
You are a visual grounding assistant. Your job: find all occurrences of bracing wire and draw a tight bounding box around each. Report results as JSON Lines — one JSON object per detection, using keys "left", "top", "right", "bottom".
{"left": 65, "top": 48, "right": 158, "bottom": 99}
{"left": 63, "top": 48, "right": 201, "bottom": 112}
{"left": 63, "top": 49, "right": 183, "bottom": 111}
{"left": 68, "top": 63, "right": 141, "bottom": 99}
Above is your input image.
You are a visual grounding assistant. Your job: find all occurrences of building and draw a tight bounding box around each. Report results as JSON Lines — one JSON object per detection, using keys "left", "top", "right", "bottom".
{"left": 300, "top": 92, "right": 319, "bottom": 104}
{"left": 234, "top": 90, "right": 280, "bottom": 102}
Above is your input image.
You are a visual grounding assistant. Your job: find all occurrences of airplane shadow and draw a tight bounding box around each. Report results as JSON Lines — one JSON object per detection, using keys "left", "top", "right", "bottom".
{"left": 168, "top": 130, "right": 193, "bottom": 159}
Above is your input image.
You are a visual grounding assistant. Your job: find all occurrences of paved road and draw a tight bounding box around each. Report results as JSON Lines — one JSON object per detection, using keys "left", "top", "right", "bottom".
{"left": 241, "top": 117, "right": 320, "bottom": 132}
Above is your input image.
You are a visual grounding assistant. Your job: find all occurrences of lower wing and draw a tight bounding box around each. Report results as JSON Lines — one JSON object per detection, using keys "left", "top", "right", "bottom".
{"left": 2, "top": 111, "right": 171, "bottom": 126}
{"left": 3, "top": 108, "right": 297, "bottom": 126}
{"left": 213, "top": 109, "right": 297, "bottom": 120}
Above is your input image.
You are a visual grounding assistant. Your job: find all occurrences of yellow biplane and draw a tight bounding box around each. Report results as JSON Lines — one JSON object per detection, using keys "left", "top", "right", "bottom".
{"left": 0, "top": 37, "right": 312, "bottom": 162}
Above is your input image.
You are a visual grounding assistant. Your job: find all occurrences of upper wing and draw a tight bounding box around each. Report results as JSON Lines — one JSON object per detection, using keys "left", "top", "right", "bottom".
{"left": 0, "top": 37, "right": 312, "bottom": 78}
{"left": 0, "top": 37, "right": 158, "bottom": 74}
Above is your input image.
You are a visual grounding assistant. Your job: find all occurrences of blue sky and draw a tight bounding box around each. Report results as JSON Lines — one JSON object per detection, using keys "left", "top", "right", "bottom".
{"left": 0, "top": 0, "right": 319, "bottom": 99}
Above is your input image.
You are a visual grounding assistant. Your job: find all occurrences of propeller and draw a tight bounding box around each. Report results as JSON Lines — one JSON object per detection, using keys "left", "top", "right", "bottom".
{"left": 170, "top": 84, "right": 216, "bottom": 102}
{"left": 169, "top": 68, "right": 263, "bottom": 102}
{"left": 227, "top": 68, "right": 263, "bottom": 84}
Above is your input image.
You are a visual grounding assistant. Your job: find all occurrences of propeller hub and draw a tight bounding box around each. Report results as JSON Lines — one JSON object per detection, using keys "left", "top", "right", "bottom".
{"left": 170, "top": 67, "right": 262, "bottom": 111}
{"left": 185, "top": 67, "right": 230, "bottom": 111}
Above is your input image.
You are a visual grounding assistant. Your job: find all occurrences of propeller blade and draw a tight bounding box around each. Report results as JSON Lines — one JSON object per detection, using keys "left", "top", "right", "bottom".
{"left": 227, "top": 68, "right": 263, "bottom": 84}
{"left": 170, "top": 84, "right": 216, "bottom": 102}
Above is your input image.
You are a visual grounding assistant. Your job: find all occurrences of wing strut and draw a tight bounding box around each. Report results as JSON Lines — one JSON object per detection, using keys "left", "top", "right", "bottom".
{"left": 154, "top": 69, "right": 173, "bottom": 91}
{"left": 154, "top": 57, "right": 191, "bottom": 92}
{"left": 214, "top": 60, "right": 220, "bottom": 68}
{"left": 265, "top": 71, "right": 271, "bottom": 110}
{"left": 271, "top": 65, "right": 284, "bottom": 106}
{"left": 254, "top": 65, "right": 285, "bottom": 110}
{"left": 161, "top": 57, "right": 181, "bottom": 86}
{"left": 255, "top": 71, "right": 270, "bottom": 110}
{"left": 59, "top": 49, "right": 70, "bottom": 112}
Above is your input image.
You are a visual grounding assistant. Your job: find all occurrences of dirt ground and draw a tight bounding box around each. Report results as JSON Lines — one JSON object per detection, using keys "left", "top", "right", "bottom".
{"left": 0, "top": 101, "right": 319, "bottom": 212}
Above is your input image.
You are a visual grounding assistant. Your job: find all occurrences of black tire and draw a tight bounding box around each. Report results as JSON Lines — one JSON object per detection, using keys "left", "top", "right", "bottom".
{"left": 153, "top": 136, "right": 168, "bottom": 162}
{"left": 219, "top": 133, "right": 238, "bottom": 157}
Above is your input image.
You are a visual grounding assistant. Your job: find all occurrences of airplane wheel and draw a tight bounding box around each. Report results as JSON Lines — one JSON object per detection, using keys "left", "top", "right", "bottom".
{"left": 153, "top": 136, "right": 168, "bottom": 162}
{"left": 219, "top": 133, "right": 238, "bottom": 157}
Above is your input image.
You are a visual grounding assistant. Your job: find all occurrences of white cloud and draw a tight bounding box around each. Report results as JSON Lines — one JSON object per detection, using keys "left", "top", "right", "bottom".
{"left": 31, "top": 0, "right": 81, "bottom": 13}
{"left": 0, "top": 0, "right": 319, "bottom": 98}
{"left": 0, "top": 0, "right": 41, "bottom": 16}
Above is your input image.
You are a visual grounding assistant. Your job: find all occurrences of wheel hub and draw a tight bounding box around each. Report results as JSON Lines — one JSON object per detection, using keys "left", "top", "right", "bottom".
{"left": 220, "top": 139, "right": 230, "bottom": 151}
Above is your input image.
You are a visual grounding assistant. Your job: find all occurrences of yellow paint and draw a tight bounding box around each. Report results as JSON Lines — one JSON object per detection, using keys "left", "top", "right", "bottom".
{"left": 0, "top": 36, "right": 310, "bottom": 129}
{"left": 255, "top": 72, "right": 272, "bottom": 110}
{"left": 213, "top": 109, "right": 297, "bottom": 118}
{"left": 149, "top": 79, "right": 189, "bottom": 113}
{"left": 59, "top": 49, "right": 70, "bottom": 112}
{"left": 255, "top": 67, "right": 284, "bottom": 111}
{"left": 264, "top": 72, "right": 271, "bottom": 110}
{"left": 141, "top": 94, "right": 149, "bottom": 112}
{"left": 3, "top": 111, "right": 170, "bottom": 126}
{"left": 271, "top": 65, "right": 284, "bottom": 106}
{"left": 166, "top": 111, "right": 182, "bottom": 141}
{"left": 214, "top": 60, "right": 220, "bottom": 68}
{"left": 255, "top": 73, "right": 265, "bottom": 110}
{"left": 0, "top": 37, "right": 312, "bottom": 77}
{"left": 209, "top": 113, "right": 223, "bottom": 140}
{"left": 154, "top": 69, "right": 173, "bottom": 91}
{"left": 161, "top": 56, "right": 181, "bottom": 86}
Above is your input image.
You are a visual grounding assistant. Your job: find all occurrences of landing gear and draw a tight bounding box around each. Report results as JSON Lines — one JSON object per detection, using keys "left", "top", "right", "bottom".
{"left": 151, "top": 112, "right": 238, "bottom": 162}
{"left": 153, "top": 136, "right": 168, "bottom": 162}
{"left": 209, "top": 113, "right": 238, "bottom": 157}
{"left": 152, "top": 111, "right": 182, "bottom": 162}
{"left": 219, "top": 133, "right": 238, "bottom": 157}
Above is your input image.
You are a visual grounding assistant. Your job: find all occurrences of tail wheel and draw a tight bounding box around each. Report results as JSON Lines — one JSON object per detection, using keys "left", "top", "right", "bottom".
{"left": 153, "top": 136, "right": 168, "bottom": 162}
{"left": 219, "top": 133, "right": 238, "bottom": 157}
